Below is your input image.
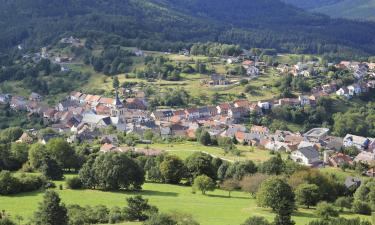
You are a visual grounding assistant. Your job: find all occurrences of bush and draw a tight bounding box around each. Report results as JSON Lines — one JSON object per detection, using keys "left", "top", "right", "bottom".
{"left": 66, "top": 177, "right": 83, "bottom": 189}
{"left": 352, "top": 201, "right": 372, "bottom": 215}
{"left": 109, "top": 206, "right": 124, "bottom": 224}
{"left": 315, "top": 202, "right": 339, "bottom": 220}
{"left": 334, "top": 196, "right": 352, "bottom": 212}
{"left": 0, "top": 171, "right": 45, "bottom": 195}
{"left": 0, "top": 171, "right": 21, "bottom": 195}
{"left": 241, "top": 216, "right": 271, "bottom": 225}
{"left": 18, "top": 173, "right": 46, "bottom": 192}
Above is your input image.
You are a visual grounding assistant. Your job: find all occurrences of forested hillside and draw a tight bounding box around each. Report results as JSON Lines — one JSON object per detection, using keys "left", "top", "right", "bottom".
{"left": 281, "top": 0, "right": 342, "bottom": 9}
{"left": 282, "top": 0, "right": 375, "bottom": 21}
{"left": 1, "top": 0, "right": 375, "bottom": 58}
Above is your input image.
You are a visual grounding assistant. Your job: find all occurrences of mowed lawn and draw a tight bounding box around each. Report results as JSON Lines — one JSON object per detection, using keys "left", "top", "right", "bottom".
{"left": 137, "top": 142, "right": 281, "bottom": 163}
{"left": 1, "top": 179, "right": 370, "bottom": 225}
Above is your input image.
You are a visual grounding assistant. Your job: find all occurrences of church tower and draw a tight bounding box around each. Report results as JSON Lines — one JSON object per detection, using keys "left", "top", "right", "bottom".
{"left": 111, "top": 89, "right": 125, "bottom": 117}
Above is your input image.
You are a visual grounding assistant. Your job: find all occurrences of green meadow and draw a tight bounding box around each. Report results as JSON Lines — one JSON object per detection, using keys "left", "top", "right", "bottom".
{"left": 0, "top": 175, "right": 371, "bottom": 225}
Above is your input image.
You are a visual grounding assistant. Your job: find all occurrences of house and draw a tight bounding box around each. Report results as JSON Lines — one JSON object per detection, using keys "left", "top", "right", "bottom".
{"left": 100, "top": 143, "right": 117, "bottom": 153}
{"left": 344, "top": 177, "right": 361, "bottom": 190}
{"left": 348, "top": 84, "right": 362, "bottom": 96}
{"left": 278, "top": 98, "right": 300, "bottom": 106}
{"left": 250, "top": 125, "right": 269, "bottom": 135}
{"left": 291, "top": 147, "right": 321, "bottom": 166}
{"left": 0, "top": 94, "right": 11, "bottom": 104}
{"left": 151, "top": 110, "right": 174, "bottom": 121}
{"left": 265, "top": 141, "right": 290, "bottom": 152}
{"left": 95, "top": 104, "right": 111, "bottom": 116}
{"left": 209, "top": 74, "right": 230, "bottom": 86}
{"left": 56, "top": 100, "right": 79, "bottom": 112}
{"left": 233, "top": 99, "right": 250, "bottom": 109}
{"left": 367, "top": 80, "right": 375, "bottom": 89}
{"left": 185, "top": 108, "right": 200, "bottom": 120}
{"left": 98, "top": 97, "right": 115, "bottom": 107}
{"left": 207, "top": 106, "right": 218, "bottom": 117}
{"left": 235, "top": 131, "right": 263, "bottom": 146}
{"left": 242, "top": 60, "right": 254, "bottom": 69}
{"left": 100, "top": 135, "right": 119, "bottom": 145}
{"left": 343, "top": 134, "right": 370, "bottom": 150}
{"left": 43, "top": 108, "right": 57, "bottom": 120}
{"left": 228, "top": 107, "right": 247, "bottom": 121}
{"left": 10, "top": 96, "right": 27, "bottom": 110}
{"left": 70, "top": 91, "right": 83, "bottom": 101}
{"left": 246, "top": 66, "right": 260, "bottom": 77}
{"left": 366, "top": 168, "right": 375, "bottom": 177}
{"left": 324, "top": 136, "right": 344, "bottom": 151}
{"left": 16, "top": 132, "right": 34, "bottom": 144}
{"left": 336, "top": 87, "right": 350, "bottom": 98}
{"left": 304, "top": 128, "right": 329, "bottom": 142}
{"left": 328, "top": 153, "right": 353, "bottom": 167}
{"left": 125, "top": 98, "right": 147, "bottom": 110}
{"left": 354, "top": 151, "right": 375, "bottom": 164}
{"left": 39, "top": 133, "right": 58, "bottom": 145}
{"left": 197, "top": 107, "right": 210, "bottom": 118}
{"left": 257, "top": 101, "right": 271, "bottom": 110}
{"left": 29, "top": 92, "right": 42, "bottom": 102}
{"left": 299, "top": 95, "right": 310, "bottom": 106}
{"left": 353, "top": 64, "right": 367, "bottom": 79}
{"left": 216, "top": 103, "right": 232, "bottom": 115}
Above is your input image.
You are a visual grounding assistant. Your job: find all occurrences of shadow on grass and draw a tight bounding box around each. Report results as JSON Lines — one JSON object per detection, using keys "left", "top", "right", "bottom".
{"left": 292, "top": 210, "right": 318, "bottom": 219}
{"left": 132, "top": 190, "right": 179, "bottom": 197}
{"left": 205, "top": 193, "right": 250, "bottom": 200}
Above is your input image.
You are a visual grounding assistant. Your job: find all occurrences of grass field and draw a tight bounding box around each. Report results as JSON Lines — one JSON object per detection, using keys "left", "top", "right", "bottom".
{"left": 138, "top": 142, "right": 283, "bottom": 163}
{"left": 1, "top": 176, "right": 371, "bottom": 225}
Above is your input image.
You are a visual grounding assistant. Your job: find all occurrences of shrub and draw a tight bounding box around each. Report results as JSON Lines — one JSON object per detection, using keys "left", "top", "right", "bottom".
{"left": 315, "top": 202, "right": 339, "bottom": 220}
{"left": 18, "top": 173, "right": 46, "bottom": 192}
{"left": 352, "top": 201, "right": 372, "bottom": 215}
{"left": 241, "top": 216, "right": 271, "bottom": 225}
{"left": 0, "top": 171, "right": 21, "bottom": 195}
{"left": 66, "top": 177, "right": 83, "bottom": 189}
{"left": 108, "top": 206, "right": 124, "bottom": 224}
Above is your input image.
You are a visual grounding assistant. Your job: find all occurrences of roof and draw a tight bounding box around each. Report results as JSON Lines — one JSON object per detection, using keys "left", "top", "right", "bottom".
{"left": 344, "top": 134, "right": 369, "bottom": 145}
{"left": 217, "top": 103, "right": 231, "bottom": 110}
{"left": 234, "top": 99, "right": 250, "bottom": 108}
{"left": 113, "top": 91, "right": 124, "bottom": 108}
{"left": 297, "top": 147, "right": 319, "bottom": 159}
{"left": 304, "top": 128, "right": 329, "bottom": 139}
{"left": 344, "top": 176, "right": 361, "bottom": 189}
{"left": 99, "top": 97, "right": 114, "bottom": 105}
{"left": 211, "top": 74, "right": 226, "bottom": 81}
{"left": 250, "top": 125, "right": 269, "bottom": 133}
{"left": 100, "top": 143, "right": 117, "bottom": 153}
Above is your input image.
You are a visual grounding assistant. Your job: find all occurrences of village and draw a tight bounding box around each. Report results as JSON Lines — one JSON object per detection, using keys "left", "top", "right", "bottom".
{"left": 3, "top": 52, "right": 375, "bottom": 177}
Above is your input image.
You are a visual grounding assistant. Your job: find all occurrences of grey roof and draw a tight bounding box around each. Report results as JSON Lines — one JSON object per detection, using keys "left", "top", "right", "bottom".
{"left": 298, "top": 147, "right": 319, "bottom": 159}
{"left": 114, "top": 90, "right": 124, "bottom": 108}
{"left": 344, "top": 177, "right": 361, "bottom": 189}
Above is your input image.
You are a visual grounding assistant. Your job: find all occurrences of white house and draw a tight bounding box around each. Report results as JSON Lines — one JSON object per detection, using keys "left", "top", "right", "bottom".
{"left": 246, "top": 66, "right": 260, "bottom": 77}
{"left": 343, "top": 134, "right": 370, "bottom": 150}
{"left": 257, "top": 101, "right": 271, "bottom": 110}
{"left": 291, "top": 147, "right": 320, "bottom": 166}
{"left": 336, "top": 87, "right": 350, "bottom": 98}
{"left": 348, "top": 84, "right": 362, "bottom": 96}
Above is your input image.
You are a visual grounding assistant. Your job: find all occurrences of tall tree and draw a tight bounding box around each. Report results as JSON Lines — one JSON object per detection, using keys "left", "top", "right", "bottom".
{"left": 159, "top": 155, "right": 186, "bottom": 184}
{"left": 295, "top": 183, "right": 319, "bottom": 208}
{"left": 34, "top": 190, "right": 68, "bottom": 225}
{"left": 257, "top": 177, "right": 295, "bottom": 225}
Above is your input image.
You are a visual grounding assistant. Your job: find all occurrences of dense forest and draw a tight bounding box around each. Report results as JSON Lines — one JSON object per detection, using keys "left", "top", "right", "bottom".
{"left": 1, "top": 0, "right": 375, "bottom": 61}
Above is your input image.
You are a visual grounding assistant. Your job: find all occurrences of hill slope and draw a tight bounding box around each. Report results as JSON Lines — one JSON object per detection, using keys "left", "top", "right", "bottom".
{"left": 282, "top": 0, "right": 375, "bottom": 21}
{"left": 280, "top": 0, "right": 342, "bottom": 9}
{"left": 1, "top": 0, "right": 375, "bottom": 56}
{"left": 313, "top": 0, "right": 375, "bottom": 21}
